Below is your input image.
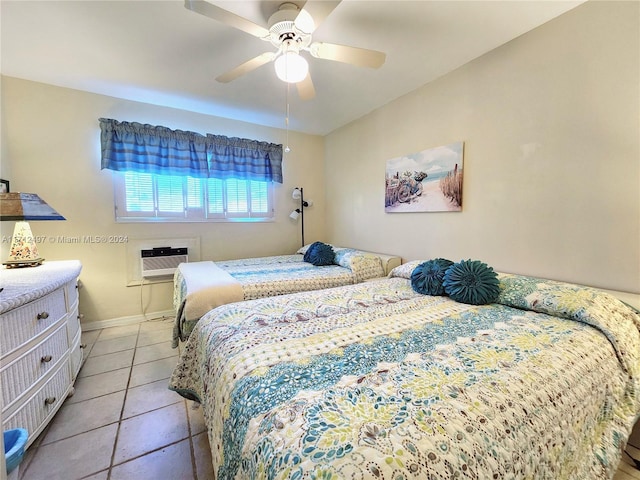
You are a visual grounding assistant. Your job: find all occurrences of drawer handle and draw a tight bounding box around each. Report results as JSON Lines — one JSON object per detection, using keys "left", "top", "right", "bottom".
{"left": 37, "top": 312, "right": 50, "bottom": 320}
{"left": 80, "top": 344, "right": 87, "bottom": 349}
{"left": 44, "top": 397, "right": 56, "bottom": 405}
{"left": 41, "top": 355, "right": 53, "bottom": 363}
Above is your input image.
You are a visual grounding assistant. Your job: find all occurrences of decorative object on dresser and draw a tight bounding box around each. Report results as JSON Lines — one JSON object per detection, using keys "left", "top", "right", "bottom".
{"left": 0, "top": 192, "right": 66, "bottom": 268}
{"left": 0, "top": 260, "right": 83, "bottom": 448}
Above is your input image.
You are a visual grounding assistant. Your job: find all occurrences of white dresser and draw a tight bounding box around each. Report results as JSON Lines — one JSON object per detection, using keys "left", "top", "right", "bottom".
{"left": 0, "top": 260, "right": 83, "bottom": 448}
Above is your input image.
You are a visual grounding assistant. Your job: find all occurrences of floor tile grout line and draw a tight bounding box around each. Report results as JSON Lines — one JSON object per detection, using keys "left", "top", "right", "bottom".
{"left": 103, "top": 319, "right": 194, "bottom": 478}
{"left": 184, "top": 399, "right": 199, "bottom": 480}
{"left": 107, "top": 323, "right": 141, "bottom": 480}
{"left": 78, "top": 351, "right": 178, "bottom": 381}
{"left": 86, "top": 328, "right": 171, "bottom": 350}
{"left": 73, "top": 439, "right": 194, "bottom": 480}
{"left": 89, "top": 323, "right": 172, "bottom": 340}
{"left": 107, "top": 437, "right": 193, "bottom": 477}
{"left": 28, "top": 396, "right": 184, "bottom": 452}
{"left": 65, "top": 371, "right": 176, "bottom": 410}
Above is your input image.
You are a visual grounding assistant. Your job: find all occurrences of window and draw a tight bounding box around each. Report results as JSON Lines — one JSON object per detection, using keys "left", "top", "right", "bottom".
{"left": 100, "top": 118, "right": 282, "bottom": 223}
{"left": 113, "top": 171, "right": 274, "bottom": 222}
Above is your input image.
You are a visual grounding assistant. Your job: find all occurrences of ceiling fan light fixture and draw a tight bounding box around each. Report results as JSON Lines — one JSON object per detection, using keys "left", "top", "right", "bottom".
{"left": 275, "top": 51, "right": 308, "bottom": 83}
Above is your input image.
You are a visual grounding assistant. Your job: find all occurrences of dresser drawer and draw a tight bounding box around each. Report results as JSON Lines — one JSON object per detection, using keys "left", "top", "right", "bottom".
{"left": 1, "top": 324, "right": 69, "bottom": 410}
{"left": 0, "top": 288, "right": 67, "bottom": 355}
{"left": 2, "top": 361, "right": 72, "bottom": 447}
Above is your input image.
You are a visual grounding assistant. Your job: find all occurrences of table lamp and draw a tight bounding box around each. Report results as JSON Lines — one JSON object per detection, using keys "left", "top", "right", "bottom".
{"left": 0, "top": 192, "right": 65, "bottom": 268}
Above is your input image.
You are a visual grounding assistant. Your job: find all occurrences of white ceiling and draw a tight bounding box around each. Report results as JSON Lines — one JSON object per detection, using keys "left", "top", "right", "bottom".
{"left": 1, "top": 0, "right": 584, "bottom": 136}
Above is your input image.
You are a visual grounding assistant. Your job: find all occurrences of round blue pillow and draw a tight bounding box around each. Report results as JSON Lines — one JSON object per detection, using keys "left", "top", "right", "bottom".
{"left": 303, "top": 241, "right": 335, "bottom": 266}
{"left": 443, "top": 259, "right": 500, "bottom": 305}
{"left": 411, "top": 258, "right": 454, "bottom": 295}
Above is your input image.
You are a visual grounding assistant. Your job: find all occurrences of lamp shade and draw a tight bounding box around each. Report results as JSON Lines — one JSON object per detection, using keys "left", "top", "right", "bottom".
{"left": 0, "top": 193, "right": 65, "bottom": 221}
{"left": 275, "top": 52, "right": 309, "bottom": 83}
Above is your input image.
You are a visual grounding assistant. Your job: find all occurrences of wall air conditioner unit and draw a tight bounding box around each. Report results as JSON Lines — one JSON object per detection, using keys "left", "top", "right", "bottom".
{"left": 140, "top": 247, "right": 188, "bottom": 278}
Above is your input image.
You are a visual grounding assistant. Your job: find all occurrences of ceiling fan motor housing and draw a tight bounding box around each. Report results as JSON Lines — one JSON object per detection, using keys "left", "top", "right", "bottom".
{"left": 267, "top": 3, "right": 311, "bottom": 50}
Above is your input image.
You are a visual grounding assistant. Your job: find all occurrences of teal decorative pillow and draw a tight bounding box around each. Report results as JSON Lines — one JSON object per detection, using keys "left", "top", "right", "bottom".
{"left": 443, "top": 259, "right": 500, "bottom": 305}
{"left": 303, "top": 241, "right": 335, "bottom": 266}
{"left": 411, "top": 258, "right": 454, "bottom": 295}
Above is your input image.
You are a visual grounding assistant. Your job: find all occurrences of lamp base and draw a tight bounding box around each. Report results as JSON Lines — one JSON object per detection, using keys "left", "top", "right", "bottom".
{"left": 3, "top": 258, "right": 45, "bottom": 268}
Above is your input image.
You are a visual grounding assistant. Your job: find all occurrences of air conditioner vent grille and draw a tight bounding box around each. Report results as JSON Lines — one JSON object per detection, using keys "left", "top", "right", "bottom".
{"left": 140, "top": 252, "right": 188, "bottom": 277}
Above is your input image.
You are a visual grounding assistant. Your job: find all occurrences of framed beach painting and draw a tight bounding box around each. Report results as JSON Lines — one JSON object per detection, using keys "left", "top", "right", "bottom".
{"left": 385, "top": 141, "right": 464, "bottom": 213}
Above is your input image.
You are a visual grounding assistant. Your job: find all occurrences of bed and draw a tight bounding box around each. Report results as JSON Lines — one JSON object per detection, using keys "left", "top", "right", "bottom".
{"left": 172, "top": 246, "right": 401, "bottom": 346}
{"left": 169, "top": 260, "right": 640, "bottom": 479}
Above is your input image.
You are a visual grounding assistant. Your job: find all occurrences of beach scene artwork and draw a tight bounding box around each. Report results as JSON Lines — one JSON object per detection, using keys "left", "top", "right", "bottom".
{"left": 385, "top": 141, "right": 464, "bottom": 213}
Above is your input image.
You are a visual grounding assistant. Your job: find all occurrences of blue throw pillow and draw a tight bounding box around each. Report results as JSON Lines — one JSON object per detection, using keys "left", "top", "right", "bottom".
{"left": 303, "top": 241, "right": 335, "bottom": 266}
{"left": 443, "top": 259, "right": 500, "bottom": 305}
{"left": 411, "top": 258, "right": 454, "bottom": 295}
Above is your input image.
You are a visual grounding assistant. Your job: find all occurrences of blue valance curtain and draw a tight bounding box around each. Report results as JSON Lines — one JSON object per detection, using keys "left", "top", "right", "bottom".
{"left": 99, "top": 118, "right": 283, "bottom": 183}
{"left": 99, "top": 118, "right": 209, "bottom": 177}
{"left": 207, "top": 134, "right": 283, "bottom": 184}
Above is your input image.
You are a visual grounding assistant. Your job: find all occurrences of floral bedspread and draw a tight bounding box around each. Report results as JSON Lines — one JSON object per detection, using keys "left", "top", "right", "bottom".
{"left": 169, "top": 271, "right": 640, "bottom": 480}
{"left": 172, "top": 250, "right": 385, "bottom": 344}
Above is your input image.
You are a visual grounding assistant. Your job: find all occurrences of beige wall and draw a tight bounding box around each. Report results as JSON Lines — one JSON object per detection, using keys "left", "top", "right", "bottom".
{"left": 2, "top": 1, "right": 638, "bottom": 326}
{"left": 325, "top": 1, "right": 639, "bottom": 294}
{"left": 1, "top": 78, "right": 326, "bottom": 323}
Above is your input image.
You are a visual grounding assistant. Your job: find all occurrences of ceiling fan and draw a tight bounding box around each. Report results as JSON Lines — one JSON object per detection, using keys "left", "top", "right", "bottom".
{"left": 184, "top": 0, "right": 386, "bottom": 100}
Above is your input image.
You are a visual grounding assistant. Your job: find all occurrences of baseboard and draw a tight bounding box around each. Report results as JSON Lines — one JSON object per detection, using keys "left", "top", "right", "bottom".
{"left": 82, "top": 309, "right": 175, "bottom": 331}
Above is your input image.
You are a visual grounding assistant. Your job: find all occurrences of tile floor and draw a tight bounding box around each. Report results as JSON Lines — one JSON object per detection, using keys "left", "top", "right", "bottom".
{"left": 18, "top": 318, "right": 213, "bottom": 480}
{"left": 15, "top": 317, "right": 640, "bottom": 480}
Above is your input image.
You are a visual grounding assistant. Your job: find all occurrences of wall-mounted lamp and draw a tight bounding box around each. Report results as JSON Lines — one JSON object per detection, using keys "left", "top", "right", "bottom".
{"left": 0, "top": 192, "right": 65, "bottom": 268}
{"left": 290, "top": 187, "right": 312, "bottom": 247}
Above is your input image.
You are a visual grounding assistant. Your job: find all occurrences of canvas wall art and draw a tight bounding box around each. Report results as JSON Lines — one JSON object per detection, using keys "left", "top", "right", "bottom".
{"left": 385, "top": 141, "right": 464, "bottom": 213}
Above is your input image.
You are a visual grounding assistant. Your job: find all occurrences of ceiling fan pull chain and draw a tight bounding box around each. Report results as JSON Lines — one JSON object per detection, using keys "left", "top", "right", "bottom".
{"left": 285, "top": 83, "right": 291, "bottom": 153}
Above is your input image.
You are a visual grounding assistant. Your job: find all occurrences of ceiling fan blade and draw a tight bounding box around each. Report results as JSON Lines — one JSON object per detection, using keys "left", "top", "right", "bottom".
{"left": 296, "top": 73, "right": 316, "bottom": 100}
{"left": 184, "top": 0, "right": 269, "bottom": 39}
{"left": 309, "top": 42, "right": 386, "bottom": 68}
{"left": 216, "top": 52, "right": 276, "bottom": 83}
{"left": 295, "top": 1, "right": 341, "bottom": 34}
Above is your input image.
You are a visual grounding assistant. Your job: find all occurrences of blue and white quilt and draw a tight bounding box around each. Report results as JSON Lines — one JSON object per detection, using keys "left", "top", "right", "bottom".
{"left": 172, "top": 250, "right": 385, "bottom": 346}
{"left": 170, "top": 267, "right": 640, "bottom": 479}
